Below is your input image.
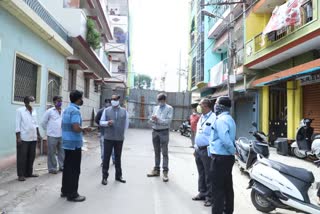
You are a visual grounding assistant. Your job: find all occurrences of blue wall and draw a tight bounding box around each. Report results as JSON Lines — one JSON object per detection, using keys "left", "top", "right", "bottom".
{"left": 203, "top": 5, "right": 223, "bottom": 84}
{"left": 0, "top": 8, "right": 66, "bottom": 158}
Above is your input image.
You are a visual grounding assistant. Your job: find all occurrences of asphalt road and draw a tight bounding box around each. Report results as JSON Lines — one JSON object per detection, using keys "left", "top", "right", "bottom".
{"left": 0, "top": 129, "right": 319, "bottom": 214}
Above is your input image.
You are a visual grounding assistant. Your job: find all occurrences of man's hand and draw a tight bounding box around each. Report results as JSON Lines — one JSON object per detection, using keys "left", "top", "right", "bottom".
{"left": 37, "top": 135, "right": 42, "bottom": 141}
{"left": 151, "top": 115, "right": 158, "bottom": 121}
{"left": 83, "top": 127, "right": 92, "bottom": 133}
{"left": 108, "top": 120, "right": 114, "bottom": 126}
{"left": 16, "top": 137, "right": 22, "bottom": 145}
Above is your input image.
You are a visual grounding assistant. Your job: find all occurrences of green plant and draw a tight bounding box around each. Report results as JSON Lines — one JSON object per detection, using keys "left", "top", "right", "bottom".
{"left": 86, "top": 18, "right": 101, "bottom": 50}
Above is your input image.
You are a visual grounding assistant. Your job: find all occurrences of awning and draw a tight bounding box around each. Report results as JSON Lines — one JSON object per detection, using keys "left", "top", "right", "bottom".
{"left": 213, "top": 32, "right": 228, "bottom": 53}
{"left": 252, "top": 58, "right": 320, "bottom": 86}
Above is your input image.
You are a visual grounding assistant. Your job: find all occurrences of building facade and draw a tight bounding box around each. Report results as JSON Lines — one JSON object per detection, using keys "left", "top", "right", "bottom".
{"left": 245, "top": 0, "right": 319, "bottom": 141}
{"left": 39, "top": 0, "right": 113, "bottom": 126}
{"left": 0, "top": 0, "right": 73, "bottom": 164}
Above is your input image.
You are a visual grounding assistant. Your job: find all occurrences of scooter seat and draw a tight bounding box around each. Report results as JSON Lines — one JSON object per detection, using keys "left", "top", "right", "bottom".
{"left": 237, "top": 139, "right": 251, "bottom": 151}
{"left": 262, "top": 159, "right": 314, "bottom": 183}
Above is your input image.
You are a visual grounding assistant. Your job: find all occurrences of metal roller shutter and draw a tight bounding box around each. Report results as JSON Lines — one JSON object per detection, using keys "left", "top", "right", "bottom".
{"left": 303, "top": 83, "right": 320, "bottom": 134}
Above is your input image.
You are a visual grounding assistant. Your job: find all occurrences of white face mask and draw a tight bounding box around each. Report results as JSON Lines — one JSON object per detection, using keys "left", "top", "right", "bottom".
{"left": 111, "top": 100, "right": 119, "bottom": 107}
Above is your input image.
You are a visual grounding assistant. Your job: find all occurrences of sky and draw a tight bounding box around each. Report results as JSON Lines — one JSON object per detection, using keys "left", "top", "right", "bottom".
{"left": 129, "top": 0, "right": 190, "bottom": 92}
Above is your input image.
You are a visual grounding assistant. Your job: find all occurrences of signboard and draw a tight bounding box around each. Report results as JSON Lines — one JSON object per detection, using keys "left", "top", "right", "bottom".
{"left": 63, "top": 0, "right": 80, "bottom": 8}
{"left": 263, "top": 0, "right": 301, "bottom": 35}
{"left": 297, "top": 73, "right": 320, "bottom": 86}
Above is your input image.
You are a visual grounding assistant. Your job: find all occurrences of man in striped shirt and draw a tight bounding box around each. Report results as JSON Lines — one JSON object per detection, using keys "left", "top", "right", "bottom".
{"left": 60, "top": 90, "right": 91, "bottom": 202}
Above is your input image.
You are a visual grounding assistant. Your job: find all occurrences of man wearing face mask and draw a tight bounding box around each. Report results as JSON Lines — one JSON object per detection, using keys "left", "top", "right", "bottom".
{"left": 147, "top": 93, "right": 173, "bottom": 182}
{"left": 100, "top": 94, "right": 129, "bottom": 185}
{"left": 208, "top": 96, "right": 236, "bottom": 214}
{"left": 16, "top": 96, "right": 42, "bottom": 181}
{"left": 192, "top": 98, "right": 216, "bottom": 207}
{"left": 61, "top": 90, "right": 91, "bottom": 202}
{"left": 41, "top": 96, "right": 64, "bottom": 174}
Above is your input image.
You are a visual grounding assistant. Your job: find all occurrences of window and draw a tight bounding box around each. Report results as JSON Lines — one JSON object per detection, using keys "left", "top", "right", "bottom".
{"left": 47, "top": 72, "right": 61, "bottom": 104}
{"left": 84, "top": 78, "right": 90, "bottom": 98}
{"left": 14, "top": 56, "right": 39, "bottom": 102}
{"left": 68, "top": 68, "right": 77, "bottom": 91}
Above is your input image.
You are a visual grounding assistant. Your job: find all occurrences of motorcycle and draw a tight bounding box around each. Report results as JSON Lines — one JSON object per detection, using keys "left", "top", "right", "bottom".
{"left": 248, "top": 154, "right": 320, "bottom": 213}
{"left": 235, "top": 122, "right": 269, "bottom": 172}
{"left": 291, "top": 118, "right": 320, "bottom": 159}
{"left": 179, "top": 120, "right": 191, "bottom": 137}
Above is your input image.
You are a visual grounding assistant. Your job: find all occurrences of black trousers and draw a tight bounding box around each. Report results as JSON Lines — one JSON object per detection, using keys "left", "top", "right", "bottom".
{"left": 210, "top": 155, "right": 235, "bottom": 214}
{"left": 17, "top": 141, "right": 37, "bottom": 177}
{"left": 61, "top": 148, "right": 82, "bottom": 199}
{"left": 102, "top": 140, "right": 123, "bottom": 179}
{"left": 195, "top": 148, "right": 211, "bottom": 199}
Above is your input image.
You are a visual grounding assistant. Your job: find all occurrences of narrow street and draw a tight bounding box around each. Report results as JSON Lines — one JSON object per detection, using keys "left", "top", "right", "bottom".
{"left": 0, "top": 129, "right": 319, "bottom": 214}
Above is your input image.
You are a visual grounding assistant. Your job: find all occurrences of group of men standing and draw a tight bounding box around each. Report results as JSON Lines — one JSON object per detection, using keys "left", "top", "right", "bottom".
{"left": 15, "top": 91, "right": 235, "bottom": 213}
{"left": 191, "top": 96, "right": 236, "bottom": 214}
{"left": 15, "top": 90, "right": 129, "bottom": 202}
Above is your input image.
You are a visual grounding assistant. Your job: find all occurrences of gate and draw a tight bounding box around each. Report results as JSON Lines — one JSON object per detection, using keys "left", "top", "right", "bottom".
{"left": 127, "top": 89, "right": 192, "bottom": 130}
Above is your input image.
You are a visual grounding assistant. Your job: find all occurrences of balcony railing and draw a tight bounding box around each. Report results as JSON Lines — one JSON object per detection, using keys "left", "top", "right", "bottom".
{"left": 23, "top": 0, "right": 71, "bottom": 45}
{"left": 253, "top": 0, "right": 313, "bottom": 53}
{"left": 102, "top": 52, "right": 111, "bottom": 71}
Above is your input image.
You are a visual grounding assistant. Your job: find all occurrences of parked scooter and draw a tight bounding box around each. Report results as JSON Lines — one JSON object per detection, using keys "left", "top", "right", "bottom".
{"left": 235, "top": 122, "right": 269, "bottom": 172}
{"left": 248, "top": 154, "right": 320, "bottom": 213}
{"left": 179, "top": 120, "right": 191, "bottom": 137}
{"left": 291, "top": 118, "right": 320, "bottom": 159}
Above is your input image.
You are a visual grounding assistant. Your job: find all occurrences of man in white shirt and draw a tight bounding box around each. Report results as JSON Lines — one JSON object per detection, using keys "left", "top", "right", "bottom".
{"left": 42, "top": 96, "right": 64, "bottom": 174}
{"left": 16, "top": 96, "right": 42, "bottom": 181}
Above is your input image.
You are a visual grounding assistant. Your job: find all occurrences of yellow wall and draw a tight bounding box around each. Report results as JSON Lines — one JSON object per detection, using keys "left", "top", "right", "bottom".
{"left": 261, "top": 86, "right": 269, "bottom": 135}
{"left": 287, "top": 81, "right": 303, "bottom": 140}
{"left": 245, "top": 12, "right": 271, "bottom": 42}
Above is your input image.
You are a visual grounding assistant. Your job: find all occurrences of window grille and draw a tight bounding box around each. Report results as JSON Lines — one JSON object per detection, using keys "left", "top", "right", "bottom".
{"left": 84, "top": 78, "right": 90, "bottom": 98}
{"left": 14, "top": 57, "right": 38, "bottom": 102}
{"left": 47, "top": 72, "right": 61, "bottom": 103}
{"left": 68, "top": 69, "right": 77, "bottom": 91}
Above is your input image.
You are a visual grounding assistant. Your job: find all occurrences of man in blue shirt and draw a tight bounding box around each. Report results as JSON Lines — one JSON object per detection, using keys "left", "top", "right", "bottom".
{"left": 192, "top": 98, "right": 216, "bottom": 207}
{"left": 208, "top": 96, "right": 236, "bottom": 214}
{"left": 61, "top": 90, "right": 91, "bottom": 202}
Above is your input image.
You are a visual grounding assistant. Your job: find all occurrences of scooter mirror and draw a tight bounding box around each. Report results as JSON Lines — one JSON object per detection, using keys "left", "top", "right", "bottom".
{"left": 252, "top": 122, "right": 257, "bottom": 128}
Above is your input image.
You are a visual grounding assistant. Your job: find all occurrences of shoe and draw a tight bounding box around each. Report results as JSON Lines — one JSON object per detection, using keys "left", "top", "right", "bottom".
{"left": 192, "top": 194, "right": 205, "bottom": 201}
{"left": 101, "top": 178, "right": 108, "bottom": 185}
{"left": 147, "top": 169, "right": 160, "bottom": 177}
{"left": 18, "top": 176, "right": 26, "bottom": 181}
{"left": 26, "top": 174, "right": 39, "bottom": 178}
{"left": 49, "top": 170, "right": 58, "bottom": 174}
{"left": 60, "top": 193, "right": 66, "bottom": 198}
{"left": 67, "top": 195, "right": 86, "bottom": 202}
{"left": 204, "top": 200, "right": 212, "bottom": 207}
{"left": 115, "top": 177, "right": 126, "bottom": 183}
{"left": 163, "top": 171, "right": 169, "bottom": 182}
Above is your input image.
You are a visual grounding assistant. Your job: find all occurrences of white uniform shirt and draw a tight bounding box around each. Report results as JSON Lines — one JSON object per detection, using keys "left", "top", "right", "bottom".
{"left": 41, "top": 107, "right": 63, "bottom": 137}
{"left": 16, "top": 107, "right": 39, "bottom": 141}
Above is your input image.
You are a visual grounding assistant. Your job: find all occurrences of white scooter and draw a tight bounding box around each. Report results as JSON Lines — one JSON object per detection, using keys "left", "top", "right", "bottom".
{"left": 291, "top": 118, "right": 320, "bottom": 159}
{"left": 248, "top": 154, "right": 320, "bottom": 213}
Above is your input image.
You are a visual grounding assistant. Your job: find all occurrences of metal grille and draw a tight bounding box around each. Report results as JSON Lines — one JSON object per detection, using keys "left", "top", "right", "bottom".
{"left": 84, "top": 78, "right": 90, "bottom": 98}
{"left": 68, "top": 69, "right": 77, "bottom": 91}
{"left": 47, "top": 73, "right": 61, "bottom": 103}
{"left": 14, "top": 57, "right": 38, "bottom": 102}
{"left": 22, "top": 0, "right": 71, "bottom": 45}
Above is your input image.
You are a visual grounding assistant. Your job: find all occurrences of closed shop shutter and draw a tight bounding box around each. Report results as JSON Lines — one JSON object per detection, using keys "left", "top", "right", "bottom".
{"left": 303, "top": 83, "right": 320, "bottom": 134}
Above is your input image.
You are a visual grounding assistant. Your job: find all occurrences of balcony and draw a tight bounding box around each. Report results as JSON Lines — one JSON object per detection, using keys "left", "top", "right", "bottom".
{"left": 207, "top": 4, "right": 242, "bottom": 39}
{"left": 253, "top": 0, "right": 286, "bottom": 13}
{"left": 0, "top": 0, "right": 73, "bottom": 56}
{"left": 245, "top": 0, "right": 317, "bottom": 69}
{"left": 22, "top": 0, "right": 71, "bottom": 44}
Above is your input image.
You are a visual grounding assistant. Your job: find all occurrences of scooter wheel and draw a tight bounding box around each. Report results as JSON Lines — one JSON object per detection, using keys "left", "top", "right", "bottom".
{"left": 251, "top": 189, "right": 275, "bottom": 213}
{"left": 291, "top": 147, "right": 307, "bottom": 159}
